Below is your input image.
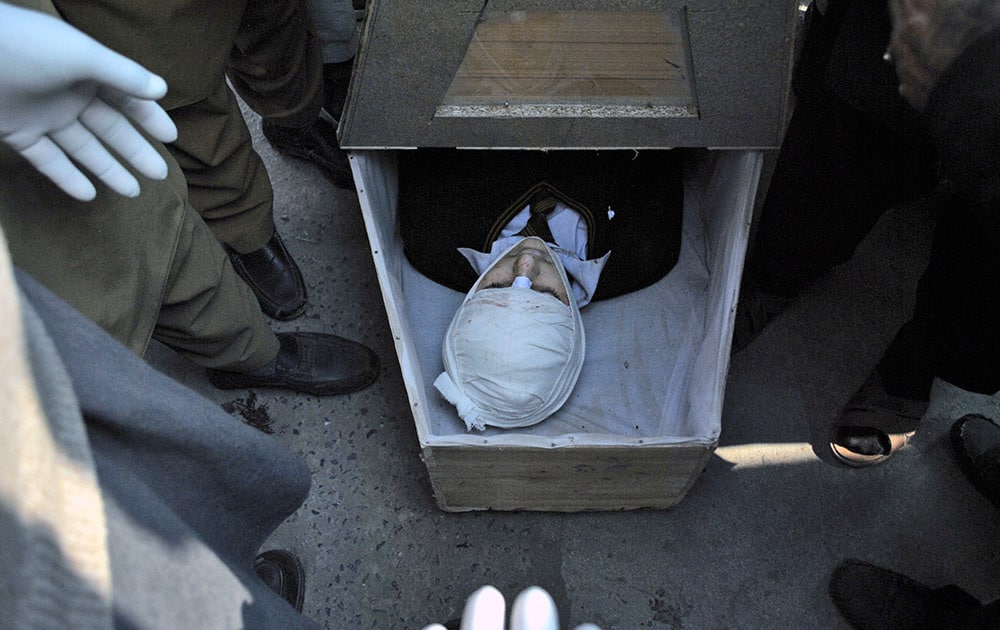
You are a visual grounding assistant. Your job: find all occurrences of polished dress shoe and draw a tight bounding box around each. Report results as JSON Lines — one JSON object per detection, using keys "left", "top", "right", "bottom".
{"left": 261, "top": 117, "right": 353, "bottom": 189}
{"left": 253, "top": 549, "right": 305, "bottom": 612}
{"left": 829, "top": 369, "right": 926, "bottom": 467}
{"left": 229, "top": 231, "right": 307, "bottom": 321}
{"left": 829, "top": 559, "right": 983, "bottom": 629}
{"left": 206, "top": 331, "right": 379, "bottom": 396}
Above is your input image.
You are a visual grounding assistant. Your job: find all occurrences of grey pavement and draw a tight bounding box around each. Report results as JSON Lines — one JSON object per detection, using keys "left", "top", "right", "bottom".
{"left": 148, "top": 110, "right": 1000, "bottom": 628}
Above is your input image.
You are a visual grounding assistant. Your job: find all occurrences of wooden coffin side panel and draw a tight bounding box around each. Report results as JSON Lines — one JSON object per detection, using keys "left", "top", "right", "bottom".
{"left": 423, "top": 444, "right": 715, "bottom": 512}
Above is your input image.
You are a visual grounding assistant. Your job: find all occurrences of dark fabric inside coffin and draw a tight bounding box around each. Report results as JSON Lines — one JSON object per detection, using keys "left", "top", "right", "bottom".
{"left": 398, "top": 148, "right": 686, "bottom": 301}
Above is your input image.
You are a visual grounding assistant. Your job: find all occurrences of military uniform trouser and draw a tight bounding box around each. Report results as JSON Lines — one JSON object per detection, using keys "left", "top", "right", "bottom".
{"left": 0, "top": 143, "right": 279, "bottom": 371}
{"left": 171, "top": 0, "right": 325, "bottom": 254}
{"left": 51, "top": 0, "right": 325, "bottom": 254}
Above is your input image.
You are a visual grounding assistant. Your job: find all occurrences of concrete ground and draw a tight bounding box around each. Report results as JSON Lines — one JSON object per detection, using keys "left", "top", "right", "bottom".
{"left": 149, "top": 111, "right": 1000, "bottom": 628}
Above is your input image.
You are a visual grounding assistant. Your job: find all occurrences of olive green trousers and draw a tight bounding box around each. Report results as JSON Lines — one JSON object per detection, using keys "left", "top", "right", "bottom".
{"left": 0, "top": 140, "right": 279, "bottom": 370}
{"left": 54, "top": 0, "right": 325, "bottom": 253}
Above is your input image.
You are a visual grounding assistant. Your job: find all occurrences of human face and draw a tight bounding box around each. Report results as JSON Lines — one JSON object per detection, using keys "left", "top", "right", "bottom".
{"left": 476, "top": 239, "right": 569, "bottom": 304}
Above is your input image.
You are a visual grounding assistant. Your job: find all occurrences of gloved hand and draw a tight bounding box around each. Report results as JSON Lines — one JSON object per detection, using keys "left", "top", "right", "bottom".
{"left": 0, "top": 2, "right": 177, "bottom": 201}
{"left": 887, "top": 0, "right": 1000, "bottom": 110}
{"left": 422, "top": 585, "right": 602, "bottom": 630}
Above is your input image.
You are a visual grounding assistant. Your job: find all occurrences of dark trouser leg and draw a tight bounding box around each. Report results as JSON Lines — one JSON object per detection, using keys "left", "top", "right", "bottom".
{"left": 227, "top": 0, "right": 325, "bottom": 128}
{"left": 167, "top": 79, "right": 276, "bottom": 254}
{"left": 749, "top": 92, "right": 937, "bottom": 298}
{"left": 153, "top": 201, "right": 280, "bottom": 371}
{"left": 0, "top": 142, "right": 183, "bottom": 357}
{"left": 831, "top": 192, "right": 1000, "bottom": 465}
{"left": 226, "top": 0, "right": 353, "bottom": 188}
{"left": 749, "top": 0, "right": 937, "bottom": 298}
{"left": 168, "top": 76, "right": 310, "bottom": 319}
{"left": 878, "top": 192, "right": 1000, "bottom": 400}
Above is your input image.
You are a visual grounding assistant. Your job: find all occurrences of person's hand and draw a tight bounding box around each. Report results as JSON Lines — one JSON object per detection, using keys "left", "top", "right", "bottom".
{"left": 0, "top": 3, "right": 178, "bottom": 201}
{"left": 887, "top": 0, "right": 1000, "bottom": 110}
{"left": 422, "top": 585, "right": 602, "bottom": 630}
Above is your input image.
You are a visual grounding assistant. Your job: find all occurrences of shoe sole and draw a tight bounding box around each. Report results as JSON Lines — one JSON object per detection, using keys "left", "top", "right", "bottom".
{"left": 207, "top": 368, "right": 378, "bottom": 396}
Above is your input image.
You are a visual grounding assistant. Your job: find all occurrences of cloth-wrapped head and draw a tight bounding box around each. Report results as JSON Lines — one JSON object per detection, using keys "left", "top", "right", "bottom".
{"left": 434, "top": 237, "right": 585, "bottom": 431}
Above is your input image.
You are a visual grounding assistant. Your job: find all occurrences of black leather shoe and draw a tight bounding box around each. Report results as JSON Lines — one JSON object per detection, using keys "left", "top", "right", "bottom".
{"left": 253, "top": 549, "right": 305, "bottom": 612}
{"left": 829, "top": 370, "right": 925, "bottom": 468}
{"left": 829, "top": 559, "right": 981, "bottom": 630}
{"left": 206, "top": 331, "right": 379, "bottom": 396}
{"left": 261, "top": 117, "right": 353, "bottom": 189}
{"left": 229, "top": 231, "right": 307, "bottom": 321}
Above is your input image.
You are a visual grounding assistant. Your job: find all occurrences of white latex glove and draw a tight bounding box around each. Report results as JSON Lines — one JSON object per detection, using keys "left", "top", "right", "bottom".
{"left": 422, "top": 585, "right": 602, "bottom": 630}
{"left": 0, "top": 2, "right": 178, "bottom": 201}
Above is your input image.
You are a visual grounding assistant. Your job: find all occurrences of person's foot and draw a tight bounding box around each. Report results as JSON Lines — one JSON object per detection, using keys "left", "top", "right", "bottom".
{"left": 260, "top": 117, "right": 353, "bottom": 189}
{"left": 253, "top": 549, "right": 305, "bottom": 612}
{"left": 829, "top": 369, "right": 927, "bottom": 467}
{"left": 731, "top": 274, "right": 792, "bottom": 353}
{"left": 829, "top": 559, "right": 981, "bottom": 630}
{"left": 206, "top": 332, "right": 379, "bottom": 396}
{"left": 951, "top": 414, "right": 1000, "bottom": 508}
{"left": 228, "top": 230, "right": 307, "bottom": 321}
